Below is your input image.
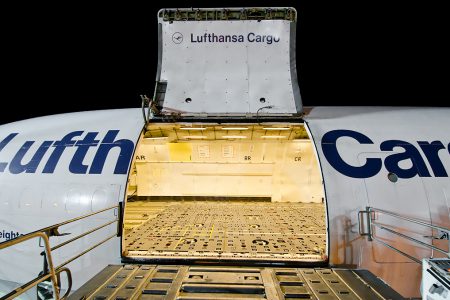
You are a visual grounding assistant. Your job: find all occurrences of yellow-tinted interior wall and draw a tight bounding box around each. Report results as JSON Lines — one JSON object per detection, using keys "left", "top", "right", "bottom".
{"left": 131, "top": 140, "right": 323, "bottom": 203}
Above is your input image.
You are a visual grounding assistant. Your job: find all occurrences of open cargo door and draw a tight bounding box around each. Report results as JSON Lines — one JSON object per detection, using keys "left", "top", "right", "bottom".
{"left": 152, "top": 8, "right": 302, "bottom": 117}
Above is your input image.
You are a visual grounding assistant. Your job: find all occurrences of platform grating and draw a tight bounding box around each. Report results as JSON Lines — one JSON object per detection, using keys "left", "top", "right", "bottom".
{"left": 71, "top": 265, "right": 403, "bottom": 300}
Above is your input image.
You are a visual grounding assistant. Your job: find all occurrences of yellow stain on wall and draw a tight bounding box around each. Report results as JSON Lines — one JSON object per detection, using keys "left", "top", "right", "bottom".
{"left": 168, "top": 143, "right": 192, "bottom": 161}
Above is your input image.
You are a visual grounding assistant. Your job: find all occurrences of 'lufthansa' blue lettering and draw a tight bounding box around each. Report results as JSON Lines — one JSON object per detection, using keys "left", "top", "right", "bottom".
{"left": 43, "top": 131, "right": 84, "bottom": 173}
{"left": 0, "top": 130, "right": 134, "bottom": 175}
{"left": 322, "top": 130, "right": 449, "bottom": 179}
{"left": 0, "top": 133, "right": 18, "bottom": 172}
{"left": 9, "top": 141, "right": 53, "bottom": 174}
{"left": 70, "top": 132, "right": 100, "bottom": 174}
{"left": 89, "top": 130, "right": 134, "bottom": 174}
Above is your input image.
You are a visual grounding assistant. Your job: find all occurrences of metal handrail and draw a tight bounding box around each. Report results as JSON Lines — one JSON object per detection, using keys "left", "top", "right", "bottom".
{"left": 0, "top": 232, "right": 60, "bottom": 300}
{"left": 371, "top": 236, "right": 422, "bottom": 264}
{"left": 370, "top": 207, "right": 449, "bottom": 233}
{"left": 48, "top": 219, "right": 118, "bottom": 253}
{"left": 360, "top": 206, "right": 450, "bottom": 264}
{"left": 0, "top": 205, "right": 120, "bottom": 300}
{"left": 56, "top": 233, "right": 117, "bottom": 270}
{"left": 29, "top": 205, "right": 118, "bottom": 237}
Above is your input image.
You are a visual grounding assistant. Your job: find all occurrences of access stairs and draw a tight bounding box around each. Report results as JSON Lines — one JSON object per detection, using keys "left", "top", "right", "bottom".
{"left": 68, "top": 265, "right": 403, "bottom": 300}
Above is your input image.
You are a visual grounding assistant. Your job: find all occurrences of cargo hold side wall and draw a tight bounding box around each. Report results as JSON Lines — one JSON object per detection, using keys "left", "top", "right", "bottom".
{"left": 122, "top": 123, "right": 327, "bottom": 265}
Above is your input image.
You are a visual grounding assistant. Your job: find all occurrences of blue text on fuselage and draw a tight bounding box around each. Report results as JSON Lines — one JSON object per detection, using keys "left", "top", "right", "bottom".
{"left": 321, "top": 129, "right": 449, "bottom": 178}
{"left": 0, "top": 130, "right": 134, "bottom": 174}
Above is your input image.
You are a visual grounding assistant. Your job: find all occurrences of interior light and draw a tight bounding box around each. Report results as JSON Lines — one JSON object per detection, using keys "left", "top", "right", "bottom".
{"left": 183, "top": 136, "right": 208, "bottom": 139}
{"left": 180, "top": 127, "right": 207, "bottom": 130}
{"left": 263, "top": 127, "right": 291, "bottom": 130}
{"left": 143, "top": 136, "right": 168, "bottom": 140}
{"left": 221, "top": 127, "right": 249, "bottom": 131}
{"left": 222, "top": 135, "right": 247, "bottom": 139}
{"left": 261, "top": 135, "right": 287, "bottom": 139}
{"left": 292, "top": 139, "right": 310, "bottom": 142}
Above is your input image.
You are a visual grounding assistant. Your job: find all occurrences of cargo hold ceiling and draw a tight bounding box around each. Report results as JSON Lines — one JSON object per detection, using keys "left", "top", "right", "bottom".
{"left": 143, "top": 124, "right": 309, "bottom": 141}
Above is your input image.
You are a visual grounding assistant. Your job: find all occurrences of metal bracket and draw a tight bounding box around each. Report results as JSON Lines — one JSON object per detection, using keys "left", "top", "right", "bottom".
{"left": 49, "top": 228, "right": 71, "bottom": 237}
{"left": 140, "top": 94, "right": 150, "bottom": 126}
{"left": 424, "top": 231, "right": 449, "bottom": 240}
{"left": 358, "top": 207, "right": 373, "bottom": 241}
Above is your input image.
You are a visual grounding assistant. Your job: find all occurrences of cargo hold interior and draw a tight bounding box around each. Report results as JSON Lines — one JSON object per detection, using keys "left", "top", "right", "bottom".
{"left": 122, "top": 123, "right": 327, "bottom": 265}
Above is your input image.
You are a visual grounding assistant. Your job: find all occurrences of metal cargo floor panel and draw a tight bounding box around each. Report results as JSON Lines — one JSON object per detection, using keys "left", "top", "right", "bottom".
{"left": 123, "top": 202, "right": 326, "bottom": 262}
{"left": 69, "top": 265, "right": 404, "bottom": 300}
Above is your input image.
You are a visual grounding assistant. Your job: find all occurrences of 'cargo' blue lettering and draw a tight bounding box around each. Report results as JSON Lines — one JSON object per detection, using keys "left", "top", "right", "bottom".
{"left": 321, "top": 130, "right": 382, "bottom": 178}
{"left": 321, "top": 130, "right": 449, "bottom": 179}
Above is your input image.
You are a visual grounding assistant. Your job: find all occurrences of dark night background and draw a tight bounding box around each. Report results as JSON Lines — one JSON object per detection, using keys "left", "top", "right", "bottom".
{"left": 1, "top": 1, "right": 448, "bottom": 125}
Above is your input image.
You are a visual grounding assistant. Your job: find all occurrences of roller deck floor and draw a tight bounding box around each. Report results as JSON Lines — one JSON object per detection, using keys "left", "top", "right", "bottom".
{"left": 123, "top": 201, "right": 327, "bottom": 262}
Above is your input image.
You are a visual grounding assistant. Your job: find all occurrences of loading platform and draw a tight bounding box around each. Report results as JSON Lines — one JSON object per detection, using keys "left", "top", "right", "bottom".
{"left": 69, "top": 265, "right": 404, "bottom": 300}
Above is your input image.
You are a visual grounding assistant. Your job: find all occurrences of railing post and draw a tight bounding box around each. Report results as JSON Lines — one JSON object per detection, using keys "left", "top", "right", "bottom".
{"left": 366, "top": 206, "right": 373, "bottom": 241}
{"left": 38, "top": 235, "right": 52, "bottom": 300}
{"left": 41, "top": 234, "right": 60, "bottom": 300}
{"left": 117, "top": 201, "right": 123, "bottom": 237}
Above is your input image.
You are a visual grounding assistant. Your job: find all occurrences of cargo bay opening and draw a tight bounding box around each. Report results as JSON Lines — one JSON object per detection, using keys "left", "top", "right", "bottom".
{"left": 122, "top": 122, "right": 327, "bottom": 265}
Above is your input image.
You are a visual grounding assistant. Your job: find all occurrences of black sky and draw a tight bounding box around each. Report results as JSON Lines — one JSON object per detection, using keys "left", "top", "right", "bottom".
{"left": 1, "top": 1, "right": 448, "bottom": 125}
